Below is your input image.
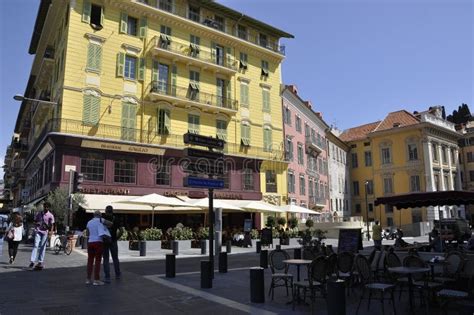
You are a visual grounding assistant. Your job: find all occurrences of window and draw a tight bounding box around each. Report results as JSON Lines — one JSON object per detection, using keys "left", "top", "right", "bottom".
{"left": 155, "top": 160, "right": 170, "bottom": 185}
{"left": 368, "top": 203, "right": 374, "bottom": 212}
{"left": 239, "top": 52, "right": 248, "bottom": 69}
{"left": 444, "top": 174, "right": 449, "bottom": 189}
{"left": 355, "top": 204, "right": 361, "bottom": 213}
{"left": 188, "top": 114, "right": 200, "bottom": 134}
{"left": 215, "top": 44, "right": 224, "bottom": 66}
{"left": 124, "top": 55, "right": 137, "bottom": 80}
{"left": 385, "top": 205, "right": 393, "bottom": 213}
{"left": 262, "top": 89, "right": 270, "bottom": 112}
{"left": 216, "top": 120, "right": 227, "bottom": 141}
{"left": 241, "top": 123, "right": 250, "bottom": 146}
{"left": 266, "top": 170, "right": 277, "bottom": 193}
{"left": 353, "top": 181, "right": 360, "bottom": 196}
{"left": 364, "top": 151, "right": 372, "bottom": 167}
{"left": 408, "top": 144, "right": 418, "bottom": 161}
{"left": 381, "top": 147, "right": 391, "bottom": 164}
{"left": 288, "top": 172, "right": 295, "bottom": 193}
{"left": 285, "top": 137, "right": 293, "bottom": 161}
{"left": 157, "top": 108, "right": 170, "bottom": 135}
{"left": 261, "top": 60, "right": 269, "bottom": 77}
{"left": 387, "top": 217, "right": 394, "bottom": 226}
{"left": 432, "top": 143, "right": 438, "bottom": 161}
{"left": 434, "top": 174, "right": 440, "bottom": 190}
{"left": 216, "top": 78, "right": 226, "bottom": 107}
{"left": 295, "top": 116, "right": 302, "bottom": 132}
{"left": 410, "top": 175, "right": 420, "bottom": 192}
{"left": 82, "top": 2, "right": 103, "bottom": 30}
{"left": 451, "top": 149, "right": 455, "bottom": 164}
{"left": 299, "top": 175, "right": 306, "bottom": 195}
{"left": 469, "top": 171, "right": 474, "bottom": 182}
{"left": 259, "top": 33, "right": 268, "bottom": 47}
{"left": 214, "top": 15, "right": 224, "bottom": 31}
{"left": 127, "top": 16, "right": 138, "bottom": 36}
{"left": 81, "top": 153, "right": 104, "bottom": 181}
{"left": 153, "top": 62, "right": 169, "bottom": 94}
{"left": 441, "top": 147, "right": 447, "bottom": 164}
{"left": 366, "top": 180, "right": 374, "bottom": 195}
{"left": 283, "top": 107, "right": 291, "bottom": 125}
{"left": 263, "top": 127, "right": 272, "bottom": 152}
{"left": 297, "top": 143, "right": 304, "bottom": 165}
{"left": 114, "top": 158, "right": 136, "bottom": 183}
{"left": 238, "top": 25, "right": 247, "bottom": 40}
{"left": 304, "top": 123, "right": 310, "bottom": 137}
{"left": 160, "top": 25, "right": 172, "bottom": 49}
{"left": 188, "top": 70, "right": 200, "bottom": 101}
{"left": 188, "top": 5, "right": 200, "bottom": 22}
{"left": 82, "top": 93, "right": 100, "bottom": 125}
{"left": 86, "top": 43, "right": 102, "bottom": 72}
{"left": 383, "top": 178, "right": 393, "bottom": 194}
{"left": 121, "top": 101, "right": 137, "bottom": 141}
{"left": 351, "top": 153, "right": 358, "bottom": 168}
{"left": 159, "top": 0, "right": 173, "bottom": 12}
{"left": 243, "top": 168, "right": 254, "bottom": 191}
{"left": 467, "top": 152, "right": 474, "bottom": 163}
{"left": 240, "top": 82, "right": 249, "bottom": 107}
{"left": 189, "top": 35, "right": 200, "bottom": 57}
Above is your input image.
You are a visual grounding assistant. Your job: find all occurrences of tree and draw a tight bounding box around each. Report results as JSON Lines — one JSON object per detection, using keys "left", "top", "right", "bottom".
{"left": 277, "top": 217, "right": 287, "bottom": 227}
{"left": 447, "top": 104, "right": 472, "bottom": 124}
{"left": 45, "top": 188, "right": 86, "bottom": 232}
{"left": 266, "top": 216, "right": 276, "bottom": 229}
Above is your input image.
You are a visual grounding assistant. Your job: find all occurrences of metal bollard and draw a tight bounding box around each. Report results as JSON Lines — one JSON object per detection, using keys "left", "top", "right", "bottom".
{"left": 327, "top": 279, "right": 346, "bottom": 315}
{"left": 139, "top": 241, "right": 146, "bottom": 256}
{"left": 201, "top": 260, "right": 212, "bottom": 288}
{"left": 166, "top": 254, "right": 176, "bottom": 278}
{"left": 226, "top": 240, "right": 232, "bottom": 253}
{"left": 172, "top": 240, "right": 179, "bottom": 255}
{"left": 256, "top": 241, "right": 261, "bottom": 253}
{"left": 260, "top": 250, "right": 268, "bottom": 269}
{"left": 276, "top": 244, "right": 281, "bottom": 251}
{"left": 250, "top": 267, "right": 265, "bottom": 303}
{"left": 200, "top": 239, "right": 207, "bottom": 255}
{"left": 81, "top": 237, "right": 88, "bottom": 250}
{"left": 294, "top": 247, "right": 302, "bottom": 259}
{"left": 219, "top": 252, "right": 228, "bottom": 273}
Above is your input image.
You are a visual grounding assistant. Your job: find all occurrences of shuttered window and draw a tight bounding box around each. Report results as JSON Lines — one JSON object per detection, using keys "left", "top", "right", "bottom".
{"left": 240, "top": 82, "right": 249, "bottom": 107}
{"left": 157, "top": 108, "right": 170, "bottom": 135}
{"left": 263, "top": 128, "right": 272, "bottom": 152}
{"left": 216, "top": 120, "right": 227, "bottom": 141}
{"left": 83, "top": 94, "right": 100, "bottom": 125}
{"left": 86, "top": 43, "right": 102, "bottom": 71}
{"left": 188, "top": 114, "right": 200, "bottom": 134}
{"left": 241, "top": 124, "right": 250, "bottom": 146}
{"left": 262, "top": 89, "right": 270, "bottom": 112}
{"left": 121, "top": 101, "right": 137, "bottom": 141}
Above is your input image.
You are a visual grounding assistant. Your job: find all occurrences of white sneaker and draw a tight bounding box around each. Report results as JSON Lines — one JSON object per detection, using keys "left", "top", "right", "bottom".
{"left": 93, "top": 280, "right": 105, "bottom": 286}
{"left": 85, "top": 279, "right": 92, "bottom": 285}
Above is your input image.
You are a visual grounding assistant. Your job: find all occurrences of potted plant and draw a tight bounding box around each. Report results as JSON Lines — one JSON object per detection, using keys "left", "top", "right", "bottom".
{"left": 287, "top": 217, "right": 300, "bottom": 246}
{"left": 167, "top": 224, "right": 193, "bottom": 251}
{"left": 250, "top": 228, "right": 260, "bottom": 247}
{"left": 117, "top": 228, "right": 129, "bottom": 251}
{"left": 193, "top": 226, "right": 209, "bottom": 249}
{"left": 142, "top": 228, "right": 163, "bottom": 251}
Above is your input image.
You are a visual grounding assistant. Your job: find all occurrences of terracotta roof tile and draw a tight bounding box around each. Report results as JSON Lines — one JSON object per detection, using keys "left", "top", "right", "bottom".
{"left": 373, "top": 110, "right": 420, "bottom": 132}
{"left": 340, "top": 121, "right": 380, "bottom": 142}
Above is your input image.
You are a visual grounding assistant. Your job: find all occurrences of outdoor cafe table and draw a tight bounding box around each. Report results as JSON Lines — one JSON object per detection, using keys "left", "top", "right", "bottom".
{"left": 283, "top": 259, "right": 312, "bottom": 282}
{"left": 388, "top": 266, "right": 431, "bottom": 311}
{"left": 426, "top": 258, "right": 450, "bottom": 280}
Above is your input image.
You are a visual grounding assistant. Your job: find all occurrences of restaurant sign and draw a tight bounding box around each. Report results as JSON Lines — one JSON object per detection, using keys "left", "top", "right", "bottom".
{"left": 81, "top": 140, "right": 165, "bottom": 156}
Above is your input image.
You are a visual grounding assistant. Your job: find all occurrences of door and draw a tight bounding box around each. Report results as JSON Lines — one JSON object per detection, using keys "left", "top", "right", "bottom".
{"left": 215, "top": 45, "right": 224, "bottom": 66}
{"left": 158, "top": 63, "right": 169, "bottom": 94}
{"left": 216, "top": 78, "right": 225, "bottom": 107}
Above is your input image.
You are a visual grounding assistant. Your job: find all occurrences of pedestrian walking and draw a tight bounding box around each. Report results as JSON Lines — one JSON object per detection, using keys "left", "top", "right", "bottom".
{"left": 85, "top": 210, "right": 110, "bottom": 286}
{"left": 102, "top": 205, "right": 122, "bottom": 283}
{"left": 6, "top": 211, "right": 24, "bottom": 264}
{"left": 372, "top": 220, "right": 382, "bottom": 250}
{"left": 29, "top": 202, "right": 55, "bottom": 270}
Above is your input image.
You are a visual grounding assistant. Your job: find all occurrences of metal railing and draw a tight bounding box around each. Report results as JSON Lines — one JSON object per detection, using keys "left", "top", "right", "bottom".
{"left": 136, "top": 0, "right": 286, "bottom": 55}
{"left": 153, "top": 36, "right": 238, "bottom": 71}
{"left": 150, "top": 81, "right": 238, "bottom": 111}
{"left": 29, "top": 118, "right": 286, "bottom": 162}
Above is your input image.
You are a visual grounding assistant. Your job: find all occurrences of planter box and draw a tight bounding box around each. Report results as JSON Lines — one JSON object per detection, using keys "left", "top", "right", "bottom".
{"left": 118, "top": 241, "right": 130, "bottom": 252}
{"left": 289, "top": 238, "right": 301, "bottom": 246}
{"left": 173, "top": 240, "right": 192, "bottom": 251}
{"left": 251, "top": 239, "right": 260, "bottom": 248}
{"left": 146, "top": 240, "right": 162, "bottom": 251}
{"left": 273, "top": 238, "right": 280, "bottom": 246}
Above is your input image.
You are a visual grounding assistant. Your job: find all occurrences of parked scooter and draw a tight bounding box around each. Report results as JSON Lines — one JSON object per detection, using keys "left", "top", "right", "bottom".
{"left": 382, "top": 229, "right": 397, "bottom": 240}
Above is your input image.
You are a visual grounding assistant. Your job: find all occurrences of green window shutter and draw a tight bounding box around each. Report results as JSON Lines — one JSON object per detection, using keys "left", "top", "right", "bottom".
{"left": 139, "top": 17, "right": 147, "bottom": 39}
{"left": 86, "top": 43, "right": 95, "bottom": 70}
{"left": 121, "top": 102, "right": 129, "bottom": 129}
{"left": 82, "top": 0, "right": 91, "bottom": 23}
{"left": 211, "top": 42, "right": 216, "bottom": 62}
{"left": 117, "top": 52, "right": 125, "bottom": 77}
{"left": 91, "top": 96, "right": 100, "bottom": 124}
{"left": 120, "top": 12, "right": 128, "bottom": 33}
{"left": 216, "top": 120, "right": 227, "bottom": 141}
{"left": 226, "top": 80, "right": 231, "bottom": 107}
{"left": 164, "top": 110, "right": 171, "bottom": 133}
{"left": 171, "top": 65, "right": 177, "bottom": 96}
{"left": 129, "top": 104, "right": 137, "bottom": 130}
{"left": 241, "top": 124, "right": 250, "bottom": 146}
{"left": 226, "top": 47, "right": 232, "bottom": 68}
{"left": 262, "top": 89, "right": 270, "bottom": 112}
{"left": 138, "top": 58, "right": 145, "bottom": 81}
{"left": 240, "top": 84, "right": 249, "bottom": 106}
{"left": 152, "top": 60, "right": 159, "bottom": 83}
{"left": 93, "top": 44, "right": 102, "bottom": 71}
{"left": 83, "top": 94, "right": 92, "bottom": 124}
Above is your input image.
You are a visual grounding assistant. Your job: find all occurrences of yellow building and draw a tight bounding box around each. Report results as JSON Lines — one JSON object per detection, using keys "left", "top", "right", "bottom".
{"left": 340, "top": 108, "right": 462, "bottom": 232}
{"left": 10, "top": 0, "right": 293, "bottom": 228}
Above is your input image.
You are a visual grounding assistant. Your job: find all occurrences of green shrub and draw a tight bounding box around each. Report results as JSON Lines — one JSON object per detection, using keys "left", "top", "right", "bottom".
{"left": 142, "top": 228, "right": 163, "bottom": 241}
{"left": 169, "top": 226, "right": 194, "bottom": 240}
{"left": 118, "top": 229, "right": 128, "bottom": 241}
{"left": 272, "top": 228, "right": 280, "bottom": 238}
{"left": 250, "top": 229, "right": 259, "bottom": 240}
{"left": 288, "top": 217, "right": 298, "bottom": 229}
{"left": 266, "top": 216, "right": 276, "bottom": 228}
{"left": 277, "top": 217, "right": 287, "bottom": 227}
{"left": 288, "top": 228, "right": 299, "bottom": 238}
{"left": 194, "top": 227, "right": 209, "bottom": 240}
{"left": 305, "top": 219, "right": 314, "bottom": 228}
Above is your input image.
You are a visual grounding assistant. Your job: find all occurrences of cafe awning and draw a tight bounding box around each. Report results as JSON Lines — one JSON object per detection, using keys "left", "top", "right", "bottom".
{"left": 374, "top": 190, "right": 474, "bottom": 209}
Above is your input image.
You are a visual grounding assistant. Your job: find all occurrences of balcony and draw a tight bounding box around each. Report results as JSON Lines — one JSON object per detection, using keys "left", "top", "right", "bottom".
{"left": 152, "top": 36, "right": 237, "bottom": 75}
{"left": 149, "top": 81, "right": 238, "bottom": 114}
{"left": 305, "top": 135, "right": 323, "bottom": 156}
{"left": 30, "top": 118, "right": 286, "bottom": 162}
{"left": 36, "top": 47, "right": 55, "bottom": 89}
{"left": 134, "top": 0, "right": 285, "bottom": 56}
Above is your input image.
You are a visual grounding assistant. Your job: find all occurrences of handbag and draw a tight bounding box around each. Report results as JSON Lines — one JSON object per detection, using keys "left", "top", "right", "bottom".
{"left": 5, "top": 229, "right": 14, "bottom": 241}
{"left": 99, "top": 219, "right": 112, "bottom": 244}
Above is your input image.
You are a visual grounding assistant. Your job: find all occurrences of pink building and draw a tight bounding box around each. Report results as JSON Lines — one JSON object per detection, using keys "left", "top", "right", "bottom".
{"left": 281, "top": 85, "right": 330, "bottom": 215}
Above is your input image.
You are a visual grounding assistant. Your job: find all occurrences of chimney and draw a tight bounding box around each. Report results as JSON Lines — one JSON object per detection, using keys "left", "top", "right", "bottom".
{"left": 288, "top": 85, "right": 298, "bottom": 95}
{"left": 315, "top": 112, "right": 323, "bottom": 119}
{"left": 304, "top": 101, "right": 312, "bottom": 110}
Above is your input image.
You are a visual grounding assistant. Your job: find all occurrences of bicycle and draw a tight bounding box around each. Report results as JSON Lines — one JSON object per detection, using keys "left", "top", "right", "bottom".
{"left": 53, "top": 234, "right": 73, "bottom": 255}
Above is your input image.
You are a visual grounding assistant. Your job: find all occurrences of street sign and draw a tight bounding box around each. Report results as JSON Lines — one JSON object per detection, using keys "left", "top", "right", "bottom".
{"left": 183, "top": 148, "right": 224, "bottom": 161}
{"left": 184, "top": 177, "right": 225, "bottom": 189}
{"left": 183, "top": 162, "right": 224, "bottom": 176}
{"left": 184, "top": 133, "right": 225, "bottom": 150}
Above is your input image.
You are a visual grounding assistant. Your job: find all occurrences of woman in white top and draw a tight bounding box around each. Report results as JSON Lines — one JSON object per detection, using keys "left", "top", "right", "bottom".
{"left": 6, "top": 212, "right": 24, "bottom": 264}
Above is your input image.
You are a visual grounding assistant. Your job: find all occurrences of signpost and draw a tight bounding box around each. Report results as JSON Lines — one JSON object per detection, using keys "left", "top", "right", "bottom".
{"left": 183, "top": 133, "right": 226, "bottom": 284}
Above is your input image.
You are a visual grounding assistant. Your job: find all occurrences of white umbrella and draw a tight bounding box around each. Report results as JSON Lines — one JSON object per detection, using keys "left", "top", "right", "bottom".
{"left": 280, "top": 204, "right": 321, "bottom": 215}
{"left": 118, "top": 193, "right": 197, "bottom": 228}
{"left": 238, "top": 200, "right": 284, "bottom": 213}
{"left": 186, "top": 198, "right": 243, "bottom": 211}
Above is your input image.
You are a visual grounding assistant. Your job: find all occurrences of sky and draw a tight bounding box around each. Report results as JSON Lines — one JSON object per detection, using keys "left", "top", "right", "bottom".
{"left": 0, "top": 0, "right": 473, "bottom": 177}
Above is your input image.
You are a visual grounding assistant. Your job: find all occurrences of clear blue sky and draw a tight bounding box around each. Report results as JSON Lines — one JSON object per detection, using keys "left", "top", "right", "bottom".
{"left": 1, "top": 0, "right": 472, "bottom": 177}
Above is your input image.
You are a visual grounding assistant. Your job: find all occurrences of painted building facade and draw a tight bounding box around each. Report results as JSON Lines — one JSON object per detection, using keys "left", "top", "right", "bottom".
{"left": 6, "top": 0, "right": 293, "bottom": 227}
{"left": 281, "top": 85, "right": 330, "bottom": 215}
{"left": 459, "top": 121, "right": 474, "bottom": 222}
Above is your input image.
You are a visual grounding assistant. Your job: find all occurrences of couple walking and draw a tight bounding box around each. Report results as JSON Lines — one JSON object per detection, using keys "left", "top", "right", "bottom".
{"left": 86, "top": 206, "right": 122, "bottom": 286}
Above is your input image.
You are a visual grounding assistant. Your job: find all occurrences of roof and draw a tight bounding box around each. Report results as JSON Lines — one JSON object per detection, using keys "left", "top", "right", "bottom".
{"left": 373, "top": 110, "right": 420, "bottom": 132}
{"left": 339, "top": 121, "right": 380, "bottom": 142}
{"left": 29, "top": 0, "right": 51, "bottom": 55}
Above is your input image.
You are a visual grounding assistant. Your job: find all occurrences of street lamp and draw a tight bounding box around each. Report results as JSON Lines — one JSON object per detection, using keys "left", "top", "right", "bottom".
{"left": 365, "top": 180, "right": 370, "bottom": 241}
{"left": 13, "top": 94, "right": 58, "bottom": 105}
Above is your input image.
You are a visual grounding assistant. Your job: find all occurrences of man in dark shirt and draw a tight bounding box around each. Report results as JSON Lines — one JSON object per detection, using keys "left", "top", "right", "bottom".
{"left": 102, "top": 205, "right": 122, "bottom": 282}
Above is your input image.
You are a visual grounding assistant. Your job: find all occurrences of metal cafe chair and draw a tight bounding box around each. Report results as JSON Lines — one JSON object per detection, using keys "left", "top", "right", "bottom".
{"left": 337, "top": 251, "right": 355, "bottom": 295}
{"left": 404, "top": 255, "right": 442, "bottom": 309}
{"left": 433, "top": 251, "right": 465, "bottom": 284}
{"left": 268, "top": 249, "right": 293, "bottom": 300}
{"left": 292, "top": 255, "right": 327, "bottom": 311}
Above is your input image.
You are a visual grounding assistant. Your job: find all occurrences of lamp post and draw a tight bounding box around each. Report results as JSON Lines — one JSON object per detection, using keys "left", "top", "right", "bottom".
{"left": 13, "top": 94, "right": 58, "bottom": 105}
{"left": 365, "top": 180, "right": 370, "bottom": 241}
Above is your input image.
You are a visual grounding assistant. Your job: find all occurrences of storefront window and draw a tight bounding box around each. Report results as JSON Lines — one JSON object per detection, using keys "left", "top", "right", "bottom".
{"left": 114, "top": 158, "right": 136, "bottom": 183}
{"left": 81, "top": 153, "right": 104, "bottom": 181}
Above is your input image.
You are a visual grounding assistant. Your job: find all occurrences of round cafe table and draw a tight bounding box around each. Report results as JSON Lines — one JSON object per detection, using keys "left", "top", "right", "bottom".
{"left": 283, "top": 259, "right": 312, "bottom": 282}
{"left": 388, "top": 266, "right": 430, "bottom": 311}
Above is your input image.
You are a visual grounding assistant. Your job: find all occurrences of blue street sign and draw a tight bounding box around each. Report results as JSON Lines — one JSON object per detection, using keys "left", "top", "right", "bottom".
{"left": 184, "top": 177, "right": 225, "bottom": 189}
